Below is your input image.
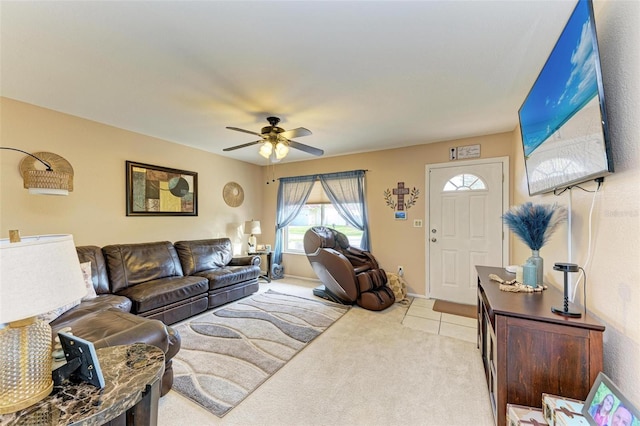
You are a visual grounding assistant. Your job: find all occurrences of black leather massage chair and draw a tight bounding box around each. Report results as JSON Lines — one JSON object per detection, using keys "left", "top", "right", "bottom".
{"left": 303, "top": 226, "right": 395, "bottom": 311}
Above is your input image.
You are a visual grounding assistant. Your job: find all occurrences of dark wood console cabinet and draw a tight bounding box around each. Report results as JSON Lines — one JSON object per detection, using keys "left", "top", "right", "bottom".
{"left": 476, "top": 266, "right": 604, "bottom": 426}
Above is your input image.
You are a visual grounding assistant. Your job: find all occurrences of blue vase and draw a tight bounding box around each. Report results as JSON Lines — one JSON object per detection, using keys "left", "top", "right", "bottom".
{"left": 527, "top": 250, "right": 544, "bottom": 286}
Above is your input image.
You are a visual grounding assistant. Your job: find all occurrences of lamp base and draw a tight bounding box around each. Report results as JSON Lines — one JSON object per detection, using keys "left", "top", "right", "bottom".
{"left": 0, "top": 317, "right": 54, "bottom": 414}
{"left": 551, "top": 306, "right": 582, "bottom": 318}
{"left": 247, "top": 234, "right": 257, "bottom": 254}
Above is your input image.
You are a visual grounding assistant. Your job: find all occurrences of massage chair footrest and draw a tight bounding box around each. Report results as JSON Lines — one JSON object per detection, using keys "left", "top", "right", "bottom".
{"left": 357, "top": 286, "right": 395, "bottom": 311}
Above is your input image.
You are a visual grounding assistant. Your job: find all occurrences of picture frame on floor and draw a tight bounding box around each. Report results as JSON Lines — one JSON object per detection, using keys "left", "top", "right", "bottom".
{"left": 583, "top": 372, "right": 640, "bottom": 426}
{"left": 126, "top": 161, "right": 198, "bottom": 216}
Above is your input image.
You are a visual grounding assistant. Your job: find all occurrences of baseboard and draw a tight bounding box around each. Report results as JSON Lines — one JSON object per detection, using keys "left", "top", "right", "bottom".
{"left": 280, "top": 274, "right": 321, "bottom": 283}
{"left": 407, "top": 292, "right": 429, "bottom": 299}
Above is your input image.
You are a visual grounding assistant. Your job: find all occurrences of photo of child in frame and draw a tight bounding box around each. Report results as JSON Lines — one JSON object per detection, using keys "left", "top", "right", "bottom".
{"left": 584, "top": 374, "right": 639, "bottom": 426}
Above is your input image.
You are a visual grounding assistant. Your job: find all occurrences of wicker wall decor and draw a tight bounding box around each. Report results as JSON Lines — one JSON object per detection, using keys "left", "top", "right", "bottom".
{"left": 223, "top": 182, "right": 244, "bottom": 207}
{"left": 18, "top": 151, "right": 74, "bottom": 192}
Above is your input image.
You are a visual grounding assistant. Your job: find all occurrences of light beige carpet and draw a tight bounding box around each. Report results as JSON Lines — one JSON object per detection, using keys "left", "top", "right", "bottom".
{"left": 159, "top": 278, "right": 494, "bottom": 425}
{"left": 433, "top": 299, "right": 477, "bottom": 319}
{"left": 171, "top": 290, "right": 350, "bottom": 417}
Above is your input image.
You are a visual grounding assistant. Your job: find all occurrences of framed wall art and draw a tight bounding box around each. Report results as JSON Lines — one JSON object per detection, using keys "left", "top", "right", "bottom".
{"left": 126, "top": 161, "right": 198, "bottom": 216}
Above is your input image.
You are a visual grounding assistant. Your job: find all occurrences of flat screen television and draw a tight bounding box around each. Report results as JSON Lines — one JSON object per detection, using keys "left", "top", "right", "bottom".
{"left": 518, "top": 0, "right": 613, "bottom": 196}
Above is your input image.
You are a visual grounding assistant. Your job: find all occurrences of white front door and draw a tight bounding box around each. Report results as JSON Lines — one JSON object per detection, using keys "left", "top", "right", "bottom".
{"left": 427, "top": 159, "right": 507, "bottom": 305}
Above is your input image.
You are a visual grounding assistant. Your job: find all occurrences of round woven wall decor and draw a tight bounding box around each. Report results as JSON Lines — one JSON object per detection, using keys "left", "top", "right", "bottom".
{"left": 223, "top": 182, "right": 244, "bottom": 207}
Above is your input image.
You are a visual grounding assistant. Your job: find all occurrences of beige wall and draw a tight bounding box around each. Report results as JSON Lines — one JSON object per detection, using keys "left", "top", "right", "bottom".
{"left": 510, "top": 0, "right": 640, "bottom": 408}
{"left": 0, "top": 97, "right": 264, "bottom": 252}
{"left": 259, "top": 132, "right": 513, "bottom": 295}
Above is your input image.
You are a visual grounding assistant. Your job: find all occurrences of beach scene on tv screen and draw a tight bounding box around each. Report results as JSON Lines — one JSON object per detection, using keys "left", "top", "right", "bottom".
{"left": 519, "top": 0, "right": 608, "bottom": 194}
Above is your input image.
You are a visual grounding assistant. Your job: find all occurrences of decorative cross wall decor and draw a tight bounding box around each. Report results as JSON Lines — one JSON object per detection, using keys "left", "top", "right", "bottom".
{"left": 384, "top": 182, "right": 419, "bottom": 211}
{"left": 393, "top": 182, "right": 410, "bottom": 210}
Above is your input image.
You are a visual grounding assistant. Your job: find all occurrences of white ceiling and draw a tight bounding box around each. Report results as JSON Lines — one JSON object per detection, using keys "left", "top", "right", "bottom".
{"left": 0, "top": 1, "right": 578, "bottom": 165}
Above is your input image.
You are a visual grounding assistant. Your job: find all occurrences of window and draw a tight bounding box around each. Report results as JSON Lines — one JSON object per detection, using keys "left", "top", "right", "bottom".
{"left": 443, "top": 173, "right": 487, "bottom": 191}
{"left": 284, "top": 183, "right": 363, "bottom": 253}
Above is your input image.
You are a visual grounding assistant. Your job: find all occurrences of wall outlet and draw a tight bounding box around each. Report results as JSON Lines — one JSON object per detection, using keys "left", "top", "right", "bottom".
{"left": 413, "top": 219, "right": 423, "bottom": 227}
{"left": 398, "top": 266, "right": 404, "bottom": 276}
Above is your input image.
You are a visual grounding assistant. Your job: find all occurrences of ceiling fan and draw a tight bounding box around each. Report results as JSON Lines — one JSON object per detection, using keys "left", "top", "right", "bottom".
{"left": 223, "top": 116, "right": 324, "bottom": 162}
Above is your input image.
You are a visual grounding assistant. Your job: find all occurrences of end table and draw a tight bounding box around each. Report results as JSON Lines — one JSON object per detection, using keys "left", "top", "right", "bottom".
{"left": 255, "top": 251, "right": 272, "bottom": 282}
{"left": 0, "top": 343, "right": 164, "bottom": 426}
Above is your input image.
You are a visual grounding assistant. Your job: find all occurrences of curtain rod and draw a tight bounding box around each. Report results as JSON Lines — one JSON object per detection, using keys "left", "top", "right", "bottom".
{"left": 278, "top": 169, "right": 369, "bottom": 181}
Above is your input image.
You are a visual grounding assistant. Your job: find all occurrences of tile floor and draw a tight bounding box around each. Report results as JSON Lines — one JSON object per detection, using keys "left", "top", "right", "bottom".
{"left": 402, "top": 297, "right": 478, "bottom": 343}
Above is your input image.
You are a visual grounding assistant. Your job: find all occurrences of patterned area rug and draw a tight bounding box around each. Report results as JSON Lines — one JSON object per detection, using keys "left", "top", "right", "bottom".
{"left": 171, "top": 290, "right": 350, "bottom": 417}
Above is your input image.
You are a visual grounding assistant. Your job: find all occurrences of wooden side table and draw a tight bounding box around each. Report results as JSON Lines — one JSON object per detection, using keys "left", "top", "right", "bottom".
{"left": 0, "top": 343, "right": 164, "bottom": 426}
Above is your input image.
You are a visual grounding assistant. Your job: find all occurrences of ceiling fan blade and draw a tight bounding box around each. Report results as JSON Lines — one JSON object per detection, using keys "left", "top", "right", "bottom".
{"left": 226, "top": 126, "right": 263, "bottom": 137}
{"left": 288, "top": 140, "right": 324, "bottom": 156}
{"left": 280, "top": 127, "right": 312, "bottom": 139}
{"left": 223, "top": 140, "right": 262, "bottom": 151}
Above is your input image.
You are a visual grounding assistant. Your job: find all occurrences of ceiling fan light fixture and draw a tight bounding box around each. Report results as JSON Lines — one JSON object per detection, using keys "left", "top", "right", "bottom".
{"left": 274, "top": 142, "right": 289, "bottom": 160}
{"left": 224, "top": 116, "right": 322, "bottom": 161}
{"left": 258, "top": 142, "right": 272, "bottom": 159}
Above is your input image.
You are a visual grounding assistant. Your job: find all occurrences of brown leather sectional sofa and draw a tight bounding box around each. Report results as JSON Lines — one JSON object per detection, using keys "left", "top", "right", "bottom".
{"left": 49, "top": 238, "right": 261, "bottom": 396}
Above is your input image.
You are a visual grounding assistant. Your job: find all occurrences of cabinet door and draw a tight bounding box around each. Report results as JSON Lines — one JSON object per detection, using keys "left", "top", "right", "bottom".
{"left": 505, "top": 317, "right": 595, "bottom": 406}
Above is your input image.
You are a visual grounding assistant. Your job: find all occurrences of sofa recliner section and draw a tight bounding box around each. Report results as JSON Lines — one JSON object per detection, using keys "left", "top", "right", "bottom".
{"left": 51, "top": 245, "right": 181, "bottom": 396}
{"left": 102, "top": 241, "right": 210, "bottom": 323}
{"left": 174, "top": 238, "right": 261, "bottom": 309}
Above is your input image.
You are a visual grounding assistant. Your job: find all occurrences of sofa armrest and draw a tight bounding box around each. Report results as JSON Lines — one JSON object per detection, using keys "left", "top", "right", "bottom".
{"left": 54, "top": 309, "right": 170, "bottom": 354}
{"left": 229, "top": 255, "right": 261, "bottom": 267}
{"left": 96, "top": 318, "right": 170, "bottom": 354}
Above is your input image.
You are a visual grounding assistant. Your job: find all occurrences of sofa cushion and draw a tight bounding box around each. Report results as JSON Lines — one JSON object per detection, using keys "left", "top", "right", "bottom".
{"left": 194, "top": 265, "right": 262, "bottom": 290}
{"left": 116, "top": 275, "right": 208, "bottom": 314}
{"left": 49, "top": 294, "right": 132, "bottom": 329}
{"left": 77, "top": 245, "right": 111, "bottom": 295}
{"left": 174, "top": 238, "right": 233, "bottom": 275}
{"left": 38, "top": 298, "right": 81, "bottom": 324}
{"left": 103, "top": 241, "right": 185, "bottom": 293}
{"left": 80, "top": 261, "right": 98, "bottom": 301}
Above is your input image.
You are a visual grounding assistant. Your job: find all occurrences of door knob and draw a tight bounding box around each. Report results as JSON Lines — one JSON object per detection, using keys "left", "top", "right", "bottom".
{"left": 431, "top": 238, "right": 437, "bottom": 242}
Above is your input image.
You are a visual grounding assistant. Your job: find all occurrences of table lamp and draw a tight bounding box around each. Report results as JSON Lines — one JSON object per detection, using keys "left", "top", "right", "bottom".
{"left": 244, "top": 220, "right": 261, "bottom": 254}
{"left": 0, "top": 234, "right": 87, "bottom": 414}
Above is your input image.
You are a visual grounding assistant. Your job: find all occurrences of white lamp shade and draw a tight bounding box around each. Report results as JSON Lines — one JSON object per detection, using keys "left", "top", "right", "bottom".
{"left": 244, "top": 221, "right": 262, "bottom": 235}
{"left": 0, "top": 234, "right": 87, "bottom": 324}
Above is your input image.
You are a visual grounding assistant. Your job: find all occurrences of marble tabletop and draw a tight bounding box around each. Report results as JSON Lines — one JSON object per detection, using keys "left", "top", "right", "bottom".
{"left": 0, "top": 343, "right": 164, "bottom": 426}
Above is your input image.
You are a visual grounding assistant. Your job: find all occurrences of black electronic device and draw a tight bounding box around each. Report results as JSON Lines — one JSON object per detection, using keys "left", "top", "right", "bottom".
{"left": 551, "top": 262, "right": 582, "bottom": 318}
{"left": 518, "top": 0, "right": 613, "bottom": 196}
{"left": 52, "top": 332, "right": 105, "bottom": 389}
{"left": 553, "top": 263, "right": 580, "bottom": 273}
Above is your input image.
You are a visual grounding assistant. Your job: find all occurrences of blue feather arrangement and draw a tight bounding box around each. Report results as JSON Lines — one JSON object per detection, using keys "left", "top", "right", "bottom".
{"left": 502, "top": 203, "right": 567, "bottom": 250}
